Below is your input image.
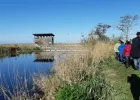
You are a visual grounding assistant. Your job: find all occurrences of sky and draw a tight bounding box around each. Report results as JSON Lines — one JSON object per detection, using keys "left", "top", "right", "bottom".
{"left": 0, "top": 0, "right": 140, "bottom": 44}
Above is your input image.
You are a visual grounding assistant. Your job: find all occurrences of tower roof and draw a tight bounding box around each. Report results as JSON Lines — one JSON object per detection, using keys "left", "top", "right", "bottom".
{"left": 33, "top": 33, "right": 55, "bottom": 36}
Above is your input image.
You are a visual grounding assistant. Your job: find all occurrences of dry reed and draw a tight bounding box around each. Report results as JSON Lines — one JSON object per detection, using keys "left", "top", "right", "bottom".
{"left": 34, "top": 41, "right": 114, "bottom": 100}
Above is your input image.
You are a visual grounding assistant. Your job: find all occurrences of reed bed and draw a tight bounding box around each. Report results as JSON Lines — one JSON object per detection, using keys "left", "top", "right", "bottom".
{"left": 0, "top": 44, "right": 40, "bottom": 59}
{"left": 34, "top": 41, "right": 114, "bottom": 100}
{"left": 0, "top": 44, "right": 37, "bottom": 54}
{"left": 0, "top": 44, "right": 36, "bottom": 48}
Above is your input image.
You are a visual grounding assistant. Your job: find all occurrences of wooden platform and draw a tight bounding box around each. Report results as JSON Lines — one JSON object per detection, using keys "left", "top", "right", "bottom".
{"left": 44, "top": 50, "right": 83, "bottom": 52}
{"left": 42, "top": 44, "right": 86, "bottom": 52}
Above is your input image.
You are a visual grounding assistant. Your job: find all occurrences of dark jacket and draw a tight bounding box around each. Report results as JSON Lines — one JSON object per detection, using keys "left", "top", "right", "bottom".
{"left": 131, "top": 37, "right": 140, "bottom": 58}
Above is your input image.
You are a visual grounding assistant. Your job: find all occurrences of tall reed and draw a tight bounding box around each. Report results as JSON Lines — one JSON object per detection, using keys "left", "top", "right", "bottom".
{"left": 34, "top": 41, "right": 114, "bottom": 100}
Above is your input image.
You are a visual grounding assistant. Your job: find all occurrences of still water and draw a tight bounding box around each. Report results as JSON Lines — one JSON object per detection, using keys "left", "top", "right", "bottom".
{"left": 0, "top": 52, "right": 61, "bottom": 100}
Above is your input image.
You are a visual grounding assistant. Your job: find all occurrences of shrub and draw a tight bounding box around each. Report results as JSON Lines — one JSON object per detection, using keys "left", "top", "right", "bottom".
{"left": 55, "top": 68, "right": 114, "bottom": 100}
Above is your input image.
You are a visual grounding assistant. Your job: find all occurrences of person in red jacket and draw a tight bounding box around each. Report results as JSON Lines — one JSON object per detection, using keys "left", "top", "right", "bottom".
{"left": 123, "top": 40, "right": 131, "bottom": 68}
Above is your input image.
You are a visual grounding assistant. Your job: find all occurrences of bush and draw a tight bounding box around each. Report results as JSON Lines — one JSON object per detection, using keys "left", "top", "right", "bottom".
{"left": 55, "top": 68, "right": 114, "bottom": 100}
{"left": 33, "top": 47, "right": 41, "bottom": 50}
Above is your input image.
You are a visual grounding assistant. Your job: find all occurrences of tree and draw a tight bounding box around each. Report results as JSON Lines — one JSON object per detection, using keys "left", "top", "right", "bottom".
{"left": 117, "top": 14, "right": 139, "bottom": 41}
{"left": 81, "top": 23, "right": 111, "bottom": 44}
{"left": 94, "top": 23, "right": 111, "bottom": 41}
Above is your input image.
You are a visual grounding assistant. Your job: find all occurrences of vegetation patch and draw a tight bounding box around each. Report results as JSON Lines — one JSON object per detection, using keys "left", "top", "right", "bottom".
{"left": 55, "top": 68, "right": 114, "bottom": 100}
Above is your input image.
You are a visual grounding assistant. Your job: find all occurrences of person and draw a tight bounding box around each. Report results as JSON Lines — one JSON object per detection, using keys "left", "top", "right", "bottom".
{"left": 131, "top": 32, "right": 140, "bottom": 70}
{"left": 118, "top": 40, "right": 125, "bottom": 63}
{"left": 122, "top": 40, "right": 131, "bottom": 68}
{"left": 114, "top": 40, "right": 121, "bottom": 60}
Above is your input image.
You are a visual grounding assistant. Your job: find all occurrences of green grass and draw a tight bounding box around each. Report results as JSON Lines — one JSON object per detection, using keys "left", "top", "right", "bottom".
{"left": 55, "top": 68, "right": 115, "bottom": 100}
{"left": 102, "top": 56, "right": 140, "bottom": 100}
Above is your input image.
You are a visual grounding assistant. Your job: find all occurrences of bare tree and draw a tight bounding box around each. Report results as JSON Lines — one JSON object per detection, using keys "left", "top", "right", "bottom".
{"left": 117, "top": 14, "right": 139, "bottom": 40}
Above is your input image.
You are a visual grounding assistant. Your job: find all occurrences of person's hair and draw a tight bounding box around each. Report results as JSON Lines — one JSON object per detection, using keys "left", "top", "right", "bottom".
{"left": 126, "top": 40, "right": 130, "bottom": 44}
{"left": 120, "top": 40, "right": 124, "bottom": 44}
{"left": 136, "top": 32, "right": 140, "bottom": 37}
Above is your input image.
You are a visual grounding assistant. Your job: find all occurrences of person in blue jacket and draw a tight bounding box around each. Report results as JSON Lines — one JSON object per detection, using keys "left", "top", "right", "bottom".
{"left": 118, "top": 40, "right": 126, "bottom": 63}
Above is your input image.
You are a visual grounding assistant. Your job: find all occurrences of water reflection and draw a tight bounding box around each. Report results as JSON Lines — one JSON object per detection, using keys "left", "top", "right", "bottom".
{"left": 0, "top": 52, "right": 20, "bottom": 59}
{"left": 10, "top": 52, "right": 20, "bottom": 57}
{"left": 34, "top": 52, "right": 55, "bottom": 62}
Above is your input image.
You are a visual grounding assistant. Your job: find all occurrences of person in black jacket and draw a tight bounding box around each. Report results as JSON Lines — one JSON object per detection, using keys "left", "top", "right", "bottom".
{"left": 131, "top": 32, "right": 140, "bottom": 70}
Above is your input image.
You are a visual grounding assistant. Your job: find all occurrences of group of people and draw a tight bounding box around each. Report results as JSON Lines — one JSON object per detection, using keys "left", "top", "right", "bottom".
{"left": 114, "top": 32, "right": 140, "bottom": 70}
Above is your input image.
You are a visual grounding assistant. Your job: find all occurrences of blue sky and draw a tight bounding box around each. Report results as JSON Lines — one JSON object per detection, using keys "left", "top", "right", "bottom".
{"left": 0, "top": 0, "right": 140, "bottom": 43}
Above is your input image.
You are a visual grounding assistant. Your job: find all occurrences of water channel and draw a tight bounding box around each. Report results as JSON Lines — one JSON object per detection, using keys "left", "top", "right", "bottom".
{"left": 0, "top": 52, "right": 64, "bottom": 100}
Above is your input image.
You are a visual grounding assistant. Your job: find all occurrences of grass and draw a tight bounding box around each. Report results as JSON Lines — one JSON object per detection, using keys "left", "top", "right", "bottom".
{"left": 103, "top": 57, "right": 140, "bottom": 100}
{"left": 55, "top": 68, "right": 114, "bottom": 100}
{"left": 33, "top": 41, "right": 115, "bottom": 100}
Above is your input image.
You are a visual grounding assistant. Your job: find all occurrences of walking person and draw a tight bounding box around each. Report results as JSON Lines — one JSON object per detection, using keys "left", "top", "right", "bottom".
{"left": 131, "top": 32, "right": 140, "bottom": 70}
{"left": 118, "top": 40, "right": 125, "bottom": 63}
{"left": 114, "top": 40, "right": 121, "bottom": 60}
{"left": 122, "top": 41, "right": 131, "bottom": 68}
